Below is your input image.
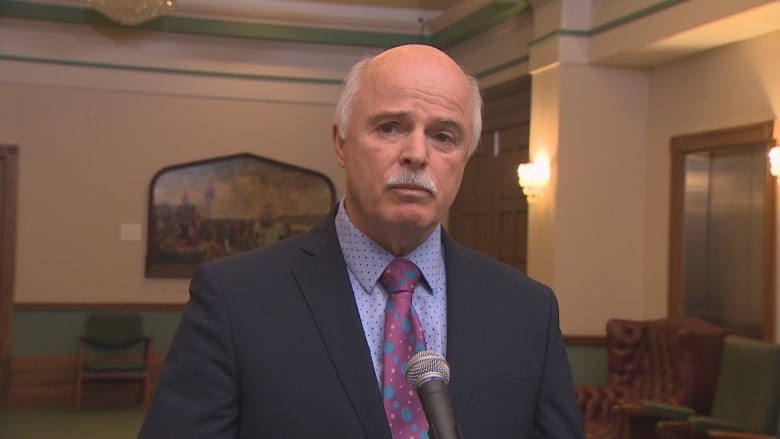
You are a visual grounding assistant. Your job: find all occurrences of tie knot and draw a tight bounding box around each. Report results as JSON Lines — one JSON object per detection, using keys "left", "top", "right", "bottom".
{"left": 379, "top": 258, "right": 421, "bottom": 295}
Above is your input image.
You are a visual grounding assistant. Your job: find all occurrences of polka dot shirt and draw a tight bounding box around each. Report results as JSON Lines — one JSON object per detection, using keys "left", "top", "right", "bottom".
{"left": 334, "top": 201, "right": 448, "bottom": 386}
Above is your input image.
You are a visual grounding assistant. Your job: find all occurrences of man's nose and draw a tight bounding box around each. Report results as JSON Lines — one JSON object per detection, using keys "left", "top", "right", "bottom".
{"left": 400, "top": 130, "right": 428, "bottom": 167}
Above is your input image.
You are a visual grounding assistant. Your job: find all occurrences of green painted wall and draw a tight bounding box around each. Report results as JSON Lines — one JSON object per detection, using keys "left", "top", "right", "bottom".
{"left": 12, "top": 310, "right": 607, "bottom": 385}
{"left": 567, "top": 345, "right": 608, "bottom": 386}
{"left": 12, "top": 310, "right": 182, "bottom": 356}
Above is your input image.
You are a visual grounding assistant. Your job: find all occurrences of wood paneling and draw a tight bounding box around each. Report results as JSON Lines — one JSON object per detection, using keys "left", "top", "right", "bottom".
{"left": 7, "top": 354, "right": 166, "bottom": 409}
{"left": 449, "top": 77, "right": 531, "bottom": 272}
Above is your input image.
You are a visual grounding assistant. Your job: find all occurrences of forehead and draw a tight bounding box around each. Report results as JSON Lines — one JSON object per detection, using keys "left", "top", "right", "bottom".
{"left": 354, "top": 53, "right": 474, "bottom": 125}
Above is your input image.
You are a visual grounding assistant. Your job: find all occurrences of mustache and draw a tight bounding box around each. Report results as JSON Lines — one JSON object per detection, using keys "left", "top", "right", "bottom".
{"left": 386, "top": 169, "right": 438, "bottom": 195}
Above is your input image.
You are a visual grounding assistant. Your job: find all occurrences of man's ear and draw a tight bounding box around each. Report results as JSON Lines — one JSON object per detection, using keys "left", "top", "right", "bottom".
{"left": 333, "top": 124, "right": 347, "bottom": 168}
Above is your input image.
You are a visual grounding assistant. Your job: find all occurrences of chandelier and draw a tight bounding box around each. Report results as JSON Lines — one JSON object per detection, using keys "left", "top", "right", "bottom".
{"left": 88, "top": 0, "right": 176, "bottom": 26}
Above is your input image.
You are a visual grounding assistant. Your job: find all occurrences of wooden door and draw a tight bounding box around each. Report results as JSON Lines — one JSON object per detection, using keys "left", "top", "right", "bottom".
{"left": 448, "top": 77, "right": 531, "bottom": 272}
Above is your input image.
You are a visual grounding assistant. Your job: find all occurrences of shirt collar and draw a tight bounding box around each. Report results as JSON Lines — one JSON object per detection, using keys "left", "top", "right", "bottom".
{"left": 335, "top": 200, "right": 441, "bottom": 295}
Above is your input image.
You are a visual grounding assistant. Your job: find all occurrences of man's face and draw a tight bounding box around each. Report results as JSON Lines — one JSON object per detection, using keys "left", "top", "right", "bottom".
{"left": 333, "top": 46, "right": 474, "bottom": 254}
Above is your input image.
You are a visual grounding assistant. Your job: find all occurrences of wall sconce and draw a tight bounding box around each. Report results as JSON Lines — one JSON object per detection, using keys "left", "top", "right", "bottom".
{"left": 770, "top": 146, "right": 780, "bottom": 184}
{"left": 517, "top": 158, "right": 550, "bottom": 203}
{"left": 87, "top": 0, "right": 176, "bottom": 26}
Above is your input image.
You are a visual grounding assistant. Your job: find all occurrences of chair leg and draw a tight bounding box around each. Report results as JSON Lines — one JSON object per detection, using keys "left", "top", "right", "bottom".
{"left": 143, "top": 374, "right": 151, "bottom": 409}
{"left": 75, "top": 371, "right": 82, "bottom": 411}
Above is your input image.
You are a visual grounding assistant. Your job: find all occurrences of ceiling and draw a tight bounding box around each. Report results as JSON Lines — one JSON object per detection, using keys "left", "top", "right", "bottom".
{"left": 11, "top": 0, "right": 780, "bottom": 68}
{"left": 286, "top": 0, "right": 454, "bottom": 9}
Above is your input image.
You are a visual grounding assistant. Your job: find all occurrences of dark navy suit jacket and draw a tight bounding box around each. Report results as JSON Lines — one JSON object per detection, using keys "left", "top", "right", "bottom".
{"left": 139, "top": 212, "right": 584, "bottom": 438}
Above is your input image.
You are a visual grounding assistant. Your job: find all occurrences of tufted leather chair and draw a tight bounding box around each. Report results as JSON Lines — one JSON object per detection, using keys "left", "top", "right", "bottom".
{"left": 577, "top": 317, "right": 730, "bottom": 439}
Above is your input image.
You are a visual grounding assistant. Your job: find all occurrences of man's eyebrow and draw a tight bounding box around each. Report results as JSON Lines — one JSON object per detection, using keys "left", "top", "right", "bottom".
{"left": 433, "top": 119, "right": 466, "bottom": 138}
{"left": 366, "top": 111, "right": 410, "bottom": 126}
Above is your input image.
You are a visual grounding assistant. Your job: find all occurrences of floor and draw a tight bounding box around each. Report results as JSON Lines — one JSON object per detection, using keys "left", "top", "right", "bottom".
{"left": 0, "top": 407, "right": 146, "bottom": 439}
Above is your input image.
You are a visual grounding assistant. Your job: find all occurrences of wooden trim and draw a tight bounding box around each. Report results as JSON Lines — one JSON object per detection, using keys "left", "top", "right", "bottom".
{"left": 667, "top": 120, "right": 776, "bottom": 340}
{"left": 668, "top": 138, "right": 686, "bottom": 317}
{"left": 669, "top": 122, "right": 774, "bottom": 153}
{"left": 481, "top": 75, "right": 531, "bottom": 101}
{"left": 7, "top": 353, "right": 166, "bottom": 409}
{"left": 564, "top": 335, "right": 607, "bottom": 346}
{"left": 15, "top": 302, "right": 184, "bottom": 311}
{"left": 0, "top": 144, "right": 19, "bottom": 408}
{"left": 763, "top": 145, "right": 776, "bottom": 341}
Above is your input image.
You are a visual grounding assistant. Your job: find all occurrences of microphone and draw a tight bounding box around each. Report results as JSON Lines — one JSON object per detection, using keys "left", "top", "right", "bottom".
{"left": 405, "top": 351, "right": 461, "bottom": 439}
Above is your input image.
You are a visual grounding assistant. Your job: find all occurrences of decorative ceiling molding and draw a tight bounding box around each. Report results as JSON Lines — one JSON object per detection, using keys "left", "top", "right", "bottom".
{"left": 0, "top": 0, "right": 529, "bottom": 49}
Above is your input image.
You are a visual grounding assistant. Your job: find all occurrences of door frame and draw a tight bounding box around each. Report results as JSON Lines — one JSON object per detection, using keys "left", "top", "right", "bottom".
{"left": 0, "top": 144, "right": 18, "bottom": 406}
{"left": 667, "top": 121, "right": 776, "bottom": 340}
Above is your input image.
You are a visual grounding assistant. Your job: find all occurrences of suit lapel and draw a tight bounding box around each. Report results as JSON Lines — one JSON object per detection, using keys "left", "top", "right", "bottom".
{"left": 442, "top": 233, "right": 491, "bottom": 421}
{"left": 291, "top": 218, "right": 391, "bottom": 439}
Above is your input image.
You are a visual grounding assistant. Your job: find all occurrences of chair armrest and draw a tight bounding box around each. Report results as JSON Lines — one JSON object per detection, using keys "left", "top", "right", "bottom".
{"left": 613, "top": 400, "right": 698, "bottom": 439}
{"left": 642, "top": 400, "right": 697, "bottom": 420}
{"left": 707, "top": 430, "right": 774, "bottom": 439}
{"left": 688, "top": 416, "right": 746, "bottom": 433}
{"left": 613, "top": 400, "right": 644, "bottom": 416}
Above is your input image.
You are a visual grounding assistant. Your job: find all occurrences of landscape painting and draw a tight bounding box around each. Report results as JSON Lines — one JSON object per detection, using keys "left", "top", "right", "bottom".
{"left": 146, "top": 153, "right": 335, "bottom": 278}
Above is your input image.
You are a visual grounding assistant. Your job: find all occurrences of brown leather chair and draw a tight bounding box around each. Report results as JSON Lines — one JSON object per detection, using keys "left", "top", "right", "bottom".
{"left": 577, "top": 317, "right": 729, "bottom": 438}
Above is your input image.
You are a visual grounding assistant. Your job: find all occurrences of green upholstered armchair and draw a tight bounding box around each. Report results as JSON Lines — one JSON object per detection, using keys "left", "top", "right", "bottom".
{"left": 74, "top": 313, "right": 152, "bottom": 411}
{"left": 625, "top": 335, "right": 780, "bottom": 439}
{"left": 703, "top": 408, "right": 780, "bottom": 439}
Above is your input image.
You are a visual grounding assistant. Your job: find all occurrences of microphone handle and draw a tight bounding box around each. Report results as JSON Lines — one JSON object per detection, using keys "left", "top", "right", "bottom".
{"left": 417, "top": 378, "right": 461, "bottom": 439}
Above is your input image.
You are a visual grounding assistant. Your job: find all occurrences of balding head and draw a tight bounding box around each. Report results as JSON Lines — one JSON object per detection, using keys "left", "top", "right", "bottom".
{"left": 334, "top": 44, "right": 483, "bottom": 156}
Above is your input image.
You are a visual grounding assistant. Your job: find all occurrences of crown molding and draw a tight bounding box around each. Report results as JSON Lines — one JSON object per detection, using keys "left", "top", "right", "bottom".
{"left": 1, "top": 0, "right": 530, "bottom": 49}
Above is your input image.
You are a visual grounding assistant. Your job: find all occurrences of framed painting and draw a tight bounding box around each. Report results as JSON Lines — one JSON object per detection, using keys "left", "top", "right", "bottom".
{"left": 145, "top": 153, "right": 336, "bottom": 278}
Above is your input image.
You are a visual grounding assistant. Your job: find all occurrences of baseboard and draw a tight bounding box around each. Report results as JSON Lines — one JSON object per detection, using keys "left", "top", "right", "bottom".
{"left": 6, "top": 353, "right": 166, "bottom": 409}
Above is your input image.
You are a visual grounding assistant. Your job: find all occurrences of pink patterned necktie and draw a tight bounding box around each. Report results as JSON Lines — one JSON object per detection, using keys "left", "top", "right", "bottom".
{"left": 379, "top": 258, "right": 429, "bottom": 439}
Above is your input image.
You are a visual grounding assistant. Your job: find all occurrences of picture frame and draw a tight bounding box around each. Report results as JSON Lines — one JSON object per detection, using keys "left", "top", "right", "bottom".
{"left": 145, "top": 153, "right": 336, "bottom": 278}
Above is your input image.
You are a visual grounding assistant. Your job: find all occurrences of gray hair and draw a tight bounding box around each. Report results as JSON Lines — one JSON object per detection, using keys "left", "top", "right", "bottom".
{"left": 334, "top": 51, "right": 483, "bottom": 157}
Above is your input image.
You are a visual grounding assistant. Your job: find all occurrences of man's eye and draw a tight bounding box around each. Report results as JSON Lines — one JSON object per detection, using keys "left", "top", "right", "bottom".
{"left": 434, "top": 133, "right": 454, "bottom": 143}
{"left": 379, "top": 123, "right": 396, "bottom": 133}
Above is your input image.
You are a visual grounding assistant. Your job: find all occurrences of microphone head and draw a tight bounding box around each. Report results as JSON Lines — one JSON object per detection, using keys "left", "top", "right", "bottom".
{"left": 405, "top": 351, "right": 450, "bottom": 390}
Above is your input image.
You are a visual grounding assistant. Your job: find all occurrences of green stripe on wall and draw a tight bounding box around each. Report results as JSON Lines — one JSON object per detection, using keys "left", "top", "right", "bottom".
{"left": 12, "top": 310, "right": 182, "bottom": 356}
{"left": 527, "top": 0, "right": 686, "bottom": 47}
{"left": 0, "top": 48, "right": 529, "bottom": 85}
{"left": 12, "top": 309, "right": 607, "bottom": 386}
{"left": 432, "top": 0, "right": 530, "bottom": 48}
{"left": 0, "top": 54, "right": 344, "bottom": 85}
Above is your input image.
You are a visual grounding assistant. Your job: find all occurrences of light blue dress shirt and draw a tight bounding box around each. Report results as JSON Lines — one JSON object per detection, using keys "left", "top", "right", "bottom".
{"left": 334, "top": 201, "right": 448, "bottom": 386}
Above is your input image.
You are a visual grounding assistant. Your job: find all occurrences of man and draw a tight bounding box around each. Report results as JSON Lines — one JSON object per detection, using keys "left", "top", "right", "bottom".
{"left": 139, "top": 44, "right": 584, "bottom": 438}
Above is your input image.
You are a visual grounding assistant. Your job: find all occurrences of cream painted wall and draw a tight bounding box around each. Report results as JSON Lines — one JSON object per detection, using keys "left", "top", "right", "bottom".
{"left": 644, "top": 29, "right": 780, "bottom": 320}
{"left": 555, "top": 64, "right": 649, "bottom": 333}
{"left": 527, "top": 67, "right": 560, "bottom": 292}
{"left": 0, "top": 68, "right": 345, "bottom": 304}
{"left": 528, "top": 62, "right": 649, "bottom": 334}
